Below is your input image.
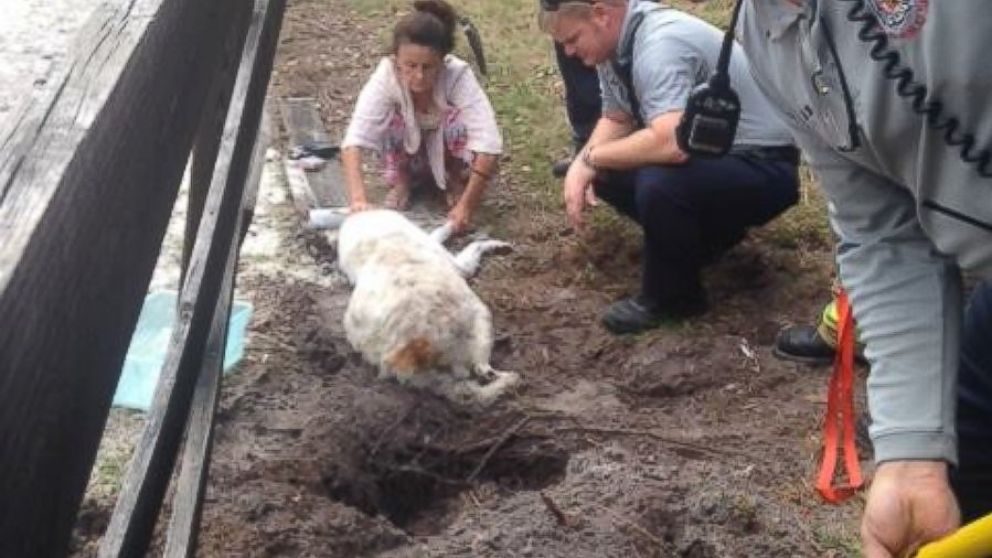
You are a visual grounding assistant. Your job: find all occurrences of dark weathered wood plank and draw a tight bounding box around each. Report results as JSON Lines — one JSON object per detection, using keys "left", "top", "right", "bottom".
{"left": 241, "top": 102, "right": 271, "bottom": 241}
{"left": 97, "top": 0, "right": 286, "bottom": 555}
{"left": 162, "top": 104, "right": 268, "bottom": 558}
{"left": 181, "top": 20, "right": 252, "bottom": 291}
{"left": 281, "top": 97, "right": 332, "bottom": 146}
{"left": 161, "top": 213, "right": 241, "bottom": 558}
{"left": 280, "top": 97, "right": 349, "bottom": 208}
{"left": 0, "top": 0, "right": 251, "bottom": 555}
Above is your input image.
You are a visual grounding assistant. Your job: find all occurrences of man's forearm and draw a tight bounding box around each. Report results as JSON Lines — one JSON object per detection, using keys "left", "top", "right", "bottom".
{"left": 590, "top": 128, "right": 685, "bottom": 169}
{"left": 586, "top": 111, "right": 688, "bottom": 170}
{"left": 584, "top": 113, "right": 635, "bottom": 149}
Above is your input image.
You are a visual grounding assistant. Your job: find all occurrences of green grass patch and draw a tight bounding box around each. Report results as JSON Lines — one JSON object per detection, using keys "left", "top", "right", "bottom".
{"left": 813, "top": 525, "right": 861, "bottom": 557}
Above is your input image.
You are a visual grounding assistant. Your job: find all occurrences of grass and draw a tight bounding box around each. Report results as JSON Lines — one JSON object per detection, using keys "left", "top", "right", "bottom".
{"left": 813, "top": 525, "right": 862, "bottom": 557}
{"left": 83, "top": 408, "right": 144, "bottom": 503}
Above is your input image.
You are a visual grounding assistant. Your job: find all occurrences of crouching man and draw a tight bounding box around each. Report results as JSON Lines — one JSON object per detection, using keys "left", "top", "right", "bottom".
{"left": 541, "top": 0, "right": 800, "bottom": 334}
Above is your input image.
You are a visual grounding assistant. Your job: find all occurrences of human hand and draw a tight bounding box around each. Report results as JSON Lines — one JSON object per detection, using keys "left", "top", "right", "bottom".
{"left": 448, "top": 203, "right": 472, "bottom": 235}
{"left": 862, "top": 461, "right": 960, "bottom": 558}
{"left": 585, "top": 183, "right": 600, "bottom": 207}
{"left": 562, "top": 158, "right": 597, "bottom": 231}
{"left": 349, "top": 198, "right": 373, "bottom": 213}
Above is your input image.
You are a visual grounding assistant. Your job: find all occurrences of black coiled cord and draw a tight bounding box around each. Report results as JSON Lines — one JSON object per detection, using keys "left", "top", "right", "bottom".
{"left": 840, "top": 0, "right": 992, "bottom": 178}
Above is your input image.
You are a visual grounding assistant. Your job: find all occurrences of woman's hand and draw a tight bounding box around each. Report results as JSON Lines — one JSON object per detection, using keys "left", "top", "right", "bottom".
{"left": 349, "top": 198, "right": 373, "bottom": 213}
{"left": 448, "top": 202, "right": 472, "bottom": 234}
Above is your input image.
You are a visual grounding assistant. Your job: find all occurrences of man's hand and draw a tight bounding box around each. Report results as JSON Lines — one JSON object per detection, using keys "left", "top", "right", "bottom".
{"left": 562, "top": 156, "right": 598, "bottom": 231}
{"left": 862, "top": 461, "right": 960, "bottom": 558}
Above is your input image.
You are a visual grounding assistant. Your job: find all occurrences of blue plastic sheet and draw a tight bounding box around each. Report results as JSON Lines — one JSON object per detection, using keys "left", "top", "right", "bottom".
{"left": 112, "top": 290, "right": 253, "bottom": 411}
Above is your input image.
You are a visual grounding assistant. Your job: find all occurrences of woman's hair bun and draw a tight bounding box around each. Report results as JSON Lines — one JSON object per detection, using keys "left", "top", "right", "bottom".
{"left": 413, "top": 0, "right": 458, "bottom": 35}
{"left": 393, "top": 0, "right": 459, "bottom": 55}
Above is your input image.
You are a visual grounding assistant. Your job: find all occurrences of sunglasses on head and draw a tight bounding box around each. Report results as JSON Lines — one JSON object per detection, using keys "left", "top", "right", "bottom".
{"left": 540, "top": 0, "right": 596, "bottom": 12}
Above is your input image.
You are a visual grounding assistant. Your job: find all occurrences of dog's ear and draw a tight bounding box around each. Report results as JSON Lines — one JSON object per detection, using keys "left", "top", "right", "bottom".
{"left": 386, "top": 337, "right": 440, "bottom": 376}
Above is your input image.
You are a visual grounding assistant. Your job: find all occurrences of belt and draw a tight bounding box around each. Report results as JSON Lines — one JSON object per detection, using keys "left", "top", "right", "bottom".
{"left": 731, "top": 145, "right": 800, "bottom": 165}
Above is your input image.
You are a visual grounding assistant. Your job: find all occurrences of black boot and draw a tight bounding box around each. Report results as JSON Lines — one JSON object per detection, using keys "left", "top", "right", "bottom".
{"left": 551, "top": 155, "right": 573, "bottom": 178}
{"left": 772, "top": 324, "right": 866, "bottom": 366}
{"left": 601, "top": 295, "right": 707, "bottom": 335}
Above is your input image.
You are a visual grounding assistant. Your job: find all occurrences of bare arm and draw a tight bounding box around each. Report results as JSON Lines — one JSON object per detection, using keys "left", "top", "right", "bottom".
{"left": 561, "top": 112, "right": 636, "bottom": 230}
{"left": 449, "top": 152, "right": 498, "bottom": 232}
{"left": 585, "top": 111, "right": 637, "bottom": 148}
{"left": 459, "top": 153, "right": 498, "bottom": 213}
{"left": 587, "top": 111, "right": 688, "bottom": 169}
{"left": 341, "top": 146, "right": 370, "bottom": 211}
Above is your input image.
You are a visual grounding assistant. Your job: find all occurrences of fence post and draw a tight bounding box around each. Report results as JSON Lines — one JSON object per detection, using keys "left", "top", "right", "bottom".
{"left": 0, "top": 0, "right": 249, "bottom": 554}
{"left": 98, "top": 0, "right": 287, "bottom": 555}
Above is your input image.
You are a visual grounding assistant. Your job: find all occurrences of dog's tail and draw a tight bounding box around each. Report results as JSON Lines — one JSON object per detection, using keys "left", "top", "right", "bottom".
{"left": 385, "top": 337, "right": 440, "bottom": 377}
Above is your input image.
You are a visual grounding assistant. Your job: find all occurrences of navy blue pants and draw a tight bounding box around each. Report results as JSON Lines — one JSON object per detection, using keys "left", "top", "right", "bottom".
{"left": 953, "top": 279, "right": 992, "bottom": 521}
{"left": 593, "top": 155, "right": 799, "bottom": 308}
{"left": 554, "top": 42, "right": 601, "bottom": 149}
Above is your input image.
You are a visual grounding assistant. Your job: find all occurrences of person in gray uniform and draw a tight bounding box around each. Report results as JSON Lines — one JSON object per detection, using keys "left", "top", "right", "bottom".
{"left": 540, "top": 0, "right": 800, "bottom": 335}
{"left": 732, "top": 1, "right": 992, "bottom": 556}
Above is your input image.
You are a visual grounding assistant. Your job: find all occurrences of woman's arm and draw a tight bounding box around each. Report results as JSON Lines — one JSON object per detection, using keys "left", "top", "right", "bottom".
{"left": 341, "top": 58, "right": 398, "bottom": 212}
{"left": 342, "top": 146, "right": 371, "bottom": 212}
{"left": 449, "top": 152, "right": 498, "bottom": 232}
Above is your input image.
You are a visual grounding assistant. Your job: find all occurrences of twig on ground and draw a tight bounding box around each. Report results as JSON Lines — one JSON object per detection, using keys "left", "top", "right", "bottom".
{"left": 539, "top": 491, "right": 572, "bottom": 527}
{"left": 589, "top": 503, "right": 665, "bottom": 548}
{"left": 466, "top": 416, "right": 530, "bottom": 483}
{"left": 387, "top": 464, "right": 468, "bottom": 488}
{"left": 452, "top": 430, "right": 546, "bottom": 456}
{"left": 468, "top": 490, "right": 482, "bottom": 508}
{"left": 365, "top": 402, "right": 420, "bottom": 462}
{"left": 411, "top": 424, "right": 449, "bottom": 466}
{"left": 552, "top": 425, "right": 757, "bottom": 460}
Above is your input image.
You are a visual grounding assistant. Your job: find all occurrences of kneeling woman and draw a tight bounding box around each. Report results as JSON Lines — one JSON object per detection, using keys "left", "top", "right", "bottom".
{"left": 341, "top": 0, "right": 501, "bottom": 233}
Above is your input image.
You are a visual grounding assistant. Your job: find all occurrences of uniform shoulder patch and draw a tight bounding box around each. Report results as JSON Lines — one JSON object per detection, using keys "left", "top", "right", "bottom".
{"left": 868, "top": 0, "right": 929, "bottom": 39}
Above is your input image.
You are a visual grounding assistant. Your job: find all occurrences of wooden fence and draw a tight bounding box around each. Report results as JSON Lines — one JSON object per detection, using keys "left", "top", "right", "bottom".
{"left": 0, "top": 0, "right": 285, "bottom": 555}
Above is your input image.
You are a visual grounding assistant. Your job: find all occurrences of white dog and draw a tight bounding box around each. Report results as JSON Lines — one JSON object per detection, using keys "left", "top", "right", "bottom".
{"left": 336, "top": 209, "right": 519, "bottom": 405}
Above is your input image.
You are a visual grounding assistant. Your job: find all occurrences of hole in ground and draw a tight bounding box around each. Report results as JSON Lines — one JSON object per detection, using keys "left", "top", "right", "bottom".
{"left": 322, "top": 436, "right": 569, "bottom": 534}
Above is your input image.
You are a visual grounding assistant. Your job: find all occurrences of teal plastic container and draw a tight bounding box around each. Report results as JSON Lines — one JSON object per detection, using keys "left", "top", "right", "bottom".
{"left": 113, "top": 290, "right": 253, "bottom": 411}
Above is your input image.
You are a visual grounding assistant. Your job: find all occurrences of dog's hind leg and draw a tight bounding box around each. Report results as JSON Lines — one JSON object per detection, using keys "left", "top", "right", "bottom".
{"left": 432, "top": 368, "right": 519, "bottom": 406}
{"left": 454, "top": 240, "right": 512, "bottom": 278}
{"left": 468, "top": 364, "right": 521, "bottom": 404}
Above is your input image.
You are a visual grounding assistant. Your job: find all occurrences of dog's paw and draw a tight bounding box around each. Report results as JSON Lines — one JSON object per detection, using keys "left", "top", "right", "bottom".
{"left": 480, "top": 239, "right": 513, "bottom": 256}
{"left": 497, "top": 370, "right": 521, "bottom": 390}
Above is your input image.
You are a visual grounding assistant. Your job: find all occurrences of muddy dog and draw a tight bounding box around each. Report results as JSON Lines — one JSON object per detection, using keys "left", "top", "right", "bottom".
{"left": 337, "top": 209, "right": 518, "bottom": 404}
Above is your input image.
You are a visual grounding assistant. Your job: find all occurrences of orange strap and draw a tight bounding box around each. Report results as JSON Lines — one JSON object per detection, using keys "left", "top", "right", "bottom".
{"left": 816, "top": 289, "right": 864, "bottom": 503}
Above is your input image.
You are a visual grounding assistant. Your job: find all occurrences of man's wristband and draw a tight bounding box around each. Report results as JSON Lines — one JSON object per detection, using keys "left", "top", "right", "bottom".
{"left": 580, "top": 145, "right": 600, "bottom": 173}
